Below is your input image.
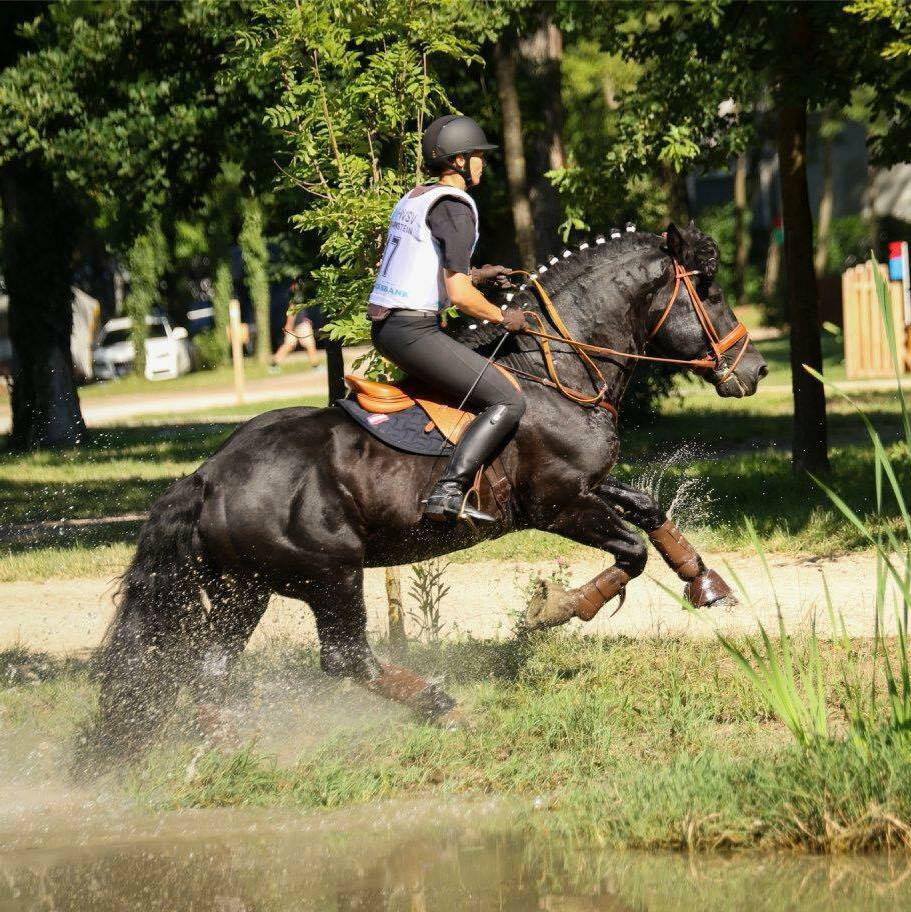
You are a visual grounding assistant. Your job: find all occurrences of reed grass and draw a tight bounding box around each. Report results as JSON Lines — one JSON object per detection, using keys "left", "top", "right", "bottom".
{"left": 716, "top": 256, "right": 911, "bottom": 757}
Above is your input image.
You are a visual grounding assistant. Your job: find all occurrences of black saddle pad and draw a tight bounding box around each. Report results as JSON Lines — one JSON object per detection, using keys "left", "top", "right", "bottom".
{"left": 336, "top": 397, "right": 453, "bottom": 456}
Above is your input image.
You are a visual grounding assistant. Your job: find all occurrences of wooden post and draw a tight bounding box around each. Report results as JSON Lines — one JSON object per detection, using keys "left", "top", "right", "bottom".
{"left": 385, "top": 566, "right": 406, "bottom": 652}
{"left": 228, "top": 298, "right": 245, "bottom": 404}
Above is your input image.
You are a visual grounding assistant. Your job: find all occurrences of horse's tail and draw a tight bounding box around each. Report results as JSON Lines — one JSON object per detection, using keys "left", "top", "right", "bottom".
{"left": 87, "top": 473, "right": 208, "bottom": 760}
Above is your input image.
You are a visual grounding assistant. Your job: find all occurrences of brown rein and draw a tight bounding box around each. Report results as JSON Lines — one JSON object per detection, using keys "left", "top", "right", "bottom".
{"left": 498, "top": 260, "right": 750, "bottom": 419}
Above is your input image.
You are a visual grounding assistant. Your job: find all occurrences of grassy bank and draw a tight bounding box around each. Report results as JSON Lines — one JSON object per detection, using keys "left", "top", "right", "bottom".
{"left": 3, "top": 634, "right": 910, "bottom": 852}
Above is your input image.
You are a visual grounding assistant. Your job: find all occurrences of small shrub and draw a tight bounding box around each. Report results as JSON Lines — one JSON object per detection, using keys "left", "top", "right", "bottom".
{"left": 408, "top": 558, "right": 451, "bottom": 642}
{"left": 192, "top": 329, "right": 223, "bottom": 371}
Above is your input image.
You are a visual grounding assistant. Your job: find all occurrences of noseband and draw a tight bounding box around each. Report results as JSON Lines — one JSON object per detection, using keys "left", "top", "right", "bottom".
{"left": 499, "top": 258, "right": 751, "bottom": 418}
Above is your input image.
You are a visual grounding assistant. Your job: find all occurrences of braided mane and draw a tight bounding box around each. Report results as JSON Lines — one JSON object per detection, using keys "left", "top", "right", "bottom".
{"left": 444, "top": 230, "right": 664, "bottom": 355}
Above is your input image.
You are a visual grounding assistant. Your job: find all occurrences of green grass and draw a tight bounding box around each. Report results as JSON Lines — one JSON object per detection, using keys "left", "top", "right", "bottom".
{"left": 750, "top": 331, "right": 845, "bottom": 387}
{"left": 0, "top": 326, "right": 906, "bottom": 581}
{"left": 6, "top": 636, "right": 910, "bottom": 852}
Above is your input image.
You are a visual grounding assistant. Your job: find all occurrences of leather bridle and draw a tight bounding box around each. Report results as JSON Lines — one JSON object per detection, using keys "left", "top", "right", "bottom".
{"left": 647, "top": 261, "right": 751, "bottom": 379}
{"left": 498, "top": 258, "right": 751, "bottom": 420}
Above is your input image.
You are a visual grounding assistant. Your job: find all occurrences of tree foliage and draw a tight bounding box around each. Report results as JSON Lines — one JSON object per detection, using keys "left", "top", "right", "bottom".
{"left": 0, "top": 1, "right": 273, "bottom": 241}
{"left": 239, "top": 196, "right": 272, "bottom": 364}
{"left": 229, "top": 0, "right": 498, "bottom": 348}
{"left": 123, "top": 219, "right": 169, "bottom": 377}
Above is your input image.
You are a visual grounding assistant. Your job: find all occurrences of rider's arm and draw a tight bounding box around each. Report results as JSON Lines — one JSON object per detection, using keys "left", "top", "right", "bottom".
{"left": 429, "top": 198, "right": 504, "bottom": 324}
{"left": 445, "top": 271, "right": 505, "bottom": 324}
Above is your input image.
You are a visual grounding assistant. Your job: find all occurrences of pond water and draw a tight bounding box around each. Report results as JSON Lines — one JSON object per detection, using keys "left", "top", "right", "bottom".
{"left": 2, "top": 798, "right": 911, "bottom": 911}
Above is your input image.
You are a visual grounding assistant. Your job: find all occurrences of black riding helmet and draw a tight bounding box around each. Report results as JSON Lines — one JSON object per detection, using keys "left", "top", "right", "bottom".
{"left": 422, "top": 115, "right": 497, "bottom": 186}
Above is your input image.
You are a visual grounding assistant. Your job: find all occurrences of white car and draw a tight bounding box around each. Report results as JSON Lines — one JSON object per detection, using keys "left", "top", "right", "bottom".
{"left": 93, "top": 315, "right": 193, "bottom": 382}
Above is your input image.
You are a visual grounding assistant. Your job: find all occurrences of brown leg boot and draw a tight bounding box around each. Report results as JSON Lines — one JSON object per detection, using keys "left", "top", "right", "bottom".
{"left": 524, "top": 566, "right": 630, "bottom": 630}
{"left": 648, "top": 520, "right": 736, "bottom": 608}
{"left": 365, "top": 662, "right": 464, "bottom": 726}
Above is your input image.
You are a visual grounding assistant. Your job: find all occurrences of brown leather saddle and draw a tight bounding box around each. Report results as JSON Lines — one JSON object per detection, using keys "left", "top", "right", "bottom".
{"left": 343, "top": 373, "right": 514, "bottom": 515}
{"left": 345, "top": 375, "right": 476, "bottom": 444}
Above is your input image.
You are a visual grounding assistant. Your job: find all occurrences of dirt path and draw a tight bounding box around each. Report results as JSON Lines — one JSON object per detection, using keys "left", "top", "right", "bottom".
{"left": 0, "top": 549, "right": 899, "bottom": 655}
{"left": 0, "top": 347, "right": 369, "bottom": 431}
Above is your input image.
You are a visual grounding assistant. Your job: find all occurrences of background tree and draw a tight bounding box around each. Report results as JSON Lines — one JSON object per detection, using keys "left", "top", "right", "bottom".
{"left": 123, "top": 220, "right": 169, "bottom": 378}
{"left": 0, "top": 0, "right": 284, "bottom": 432}
{"left": 231, "top": 0, "right": 500, "bottom": 398}
{"left": 240, "top": 197, "right": 273, "bottom": 365}
{"left": 0, "top": 3, "right": 87, "bottom": 450}
{"left": 493, "top": 38, "right": 536, "bottom": 269}
{"left": 573, "top": 1, "right": 911, "bottom": 472}
{"left": 518, "top": 15, "right": 566, "bottom": 256}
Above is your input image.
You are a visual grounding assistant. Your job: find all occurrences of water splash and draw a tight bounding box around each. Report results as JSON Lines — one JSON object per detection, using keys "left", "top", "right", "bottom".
{"left": 631, "top": 443, "right": 716, "bottom": 530}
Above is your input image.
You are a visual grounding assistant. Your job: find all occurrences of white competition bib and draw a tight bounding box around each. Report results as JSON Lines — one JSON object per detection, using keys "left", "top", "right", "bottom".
{"left": 369, "top": 185, "right": 478, "bottom": 312}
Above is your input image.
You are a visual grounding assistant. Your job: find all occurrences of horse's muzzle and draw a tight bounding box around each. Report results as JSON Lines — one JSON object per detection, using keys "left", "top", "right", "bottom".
{"left": 712, "top": 354, "right": 768, "bottom": 398}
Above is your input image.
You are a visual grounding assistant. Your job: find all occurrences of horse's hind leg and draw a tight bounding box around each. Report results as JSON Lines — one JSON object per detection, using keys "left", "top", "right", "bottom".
{"left": 598, "top": 477, "right": 736, "bottom": 608}
{"left": 190, "top": 571, "right": 271, "bottom": 735}
{"left": 301, "top": 568, "right": 461, "bottom": 727}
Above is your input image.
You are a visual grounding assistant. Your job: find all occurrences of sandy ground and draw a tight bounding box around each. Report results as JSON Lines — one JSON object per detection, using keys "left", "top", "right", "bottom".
{"left": 0, "top": 549, "right": 902, "bottom": 655}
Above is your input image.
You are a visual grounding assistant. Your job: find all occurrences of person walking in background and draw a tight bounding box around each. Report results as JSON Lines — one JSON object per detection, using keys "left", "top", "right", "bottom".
{"left": 270, "top": 277, "right": 319, "bottom": 372}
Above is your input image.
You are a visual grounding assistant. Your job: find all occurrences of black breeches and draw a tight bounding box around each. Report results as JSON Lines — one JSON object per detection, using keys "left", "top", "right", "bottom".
{"left": 371, "top": 311, "right": 525, "bottom": 484}
{"left": 371, "top": 312, "right": 525, "bottom": 425}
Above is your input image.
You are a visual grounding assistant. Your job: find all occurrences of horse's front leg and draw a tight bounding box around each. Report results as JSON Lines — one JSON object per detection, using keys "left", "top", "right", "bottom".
{"left": 524, "top": 494, "right": 647, "bottom": 630}
{"left": 597, "top": 477, "right": 736, "bottom": 609}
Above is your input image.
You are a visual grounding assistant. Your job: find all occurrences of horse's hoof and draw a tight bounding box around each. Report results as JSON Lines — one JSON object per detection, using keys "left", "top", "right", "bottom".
{"left": 195, "top": 703, "right": 239, "bottom": 747}
{"left": 431, "top": 706, "right": 472, "bottom": 731}
{"left": 685, "top": 569, "right": 737, "bottom": 609}
{"left": 523, "top": 579, "right": 576, "bottom": 631}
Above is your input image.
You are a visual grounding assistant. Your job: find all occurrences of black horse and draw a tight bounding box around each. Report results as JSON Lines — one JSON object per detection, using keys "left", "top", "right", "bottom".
{"left": 96, "top": 223, "right": 767, "bottom": 750}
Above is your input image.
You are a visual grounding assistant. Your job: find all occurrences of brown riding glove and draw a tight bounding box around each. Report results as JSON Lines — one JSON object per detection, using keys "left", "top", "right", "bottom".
{"left": 501, "top": 306, "right": 529, "bottom": 334}
{"left": 470, "top": 264, "right": 515, "bottom": 289}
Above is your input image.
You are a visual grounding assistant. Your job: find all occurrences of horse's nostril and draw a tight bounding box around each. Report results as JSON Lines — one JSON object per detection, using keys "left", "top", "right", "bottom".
{"left": 758, "top": 363, "right": 769, "bottom": 380}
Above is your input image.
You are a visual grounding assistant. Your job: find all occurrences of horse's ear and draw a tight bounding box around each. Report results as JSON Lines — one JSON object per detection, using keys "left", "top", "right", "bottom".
{"left": 666, "top": 223, "right": 686, "bottom": 262}
{"left": 688, "top": 222, "right": 720, "bottom": 279}
{"left": 688, "top": 218, "right": 696, "bottom": 230}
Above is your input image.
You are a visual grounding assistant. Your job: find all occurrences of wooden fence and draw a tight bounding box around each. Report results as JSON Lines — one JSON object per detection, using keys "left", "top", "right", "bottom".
{"left": 842, "top": 262, "right": 910, "bottom": 380}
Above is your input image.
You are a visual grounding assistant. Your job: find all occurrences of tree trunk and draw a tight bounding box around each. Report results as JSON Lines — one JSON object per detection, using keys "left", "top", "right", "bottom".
{"left": 124, "top": 220, "right": 168, "bottom": 377}
{"left": 0, "top": 162, "right": 87, "bottom": 450}
{"left": 865, "top": 164, "right": 880, "bottom": 255}
{"left": 239, "top": 197, "right": 273, "bottom": 365}
{"left": 763, "top": 226, "right": 781, "bottom": 300}
{"left": 662, "top": 164, "right": 691, "bottom": 228}
{"left": 325, "top": 338, "right": 346, "bottom": 404}
{"left": 519, "top": 20, "right": 565, "bottom": 255}
{"left": 777, "top": 102, "right": 829, "bottom": 472}
{"left": 733, "top": 154, "right": 750, "bottom": 306}
{"left": 493, "top": 41, "right": 536, "bottom": 270}
{"left": 814, "top": 133, "right": 834, "bottom": 278}
{"left": 211, "top": 259, "right": 234, "bottom": 365}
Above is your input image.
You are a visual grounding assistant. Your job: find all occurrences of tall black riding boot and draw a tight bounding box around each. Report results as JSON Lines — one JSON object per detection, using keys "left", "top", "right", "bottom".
{"left": 423, "top": 404, "right": 513, "bottom": 523}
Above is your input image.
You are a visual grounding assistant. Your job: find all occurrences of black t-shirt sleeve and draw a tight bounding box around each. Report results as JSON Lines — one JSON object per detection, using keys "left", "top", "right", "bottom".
{"left": 426, "top": 198, "right": 475, "bottom": 275}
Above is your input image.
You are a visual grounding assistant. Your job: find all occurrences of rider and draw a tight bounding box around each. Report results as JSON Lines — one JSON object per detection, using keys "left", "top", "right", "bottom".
{"left": 368, "top": 114, "right": 529, "bottom": 523}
